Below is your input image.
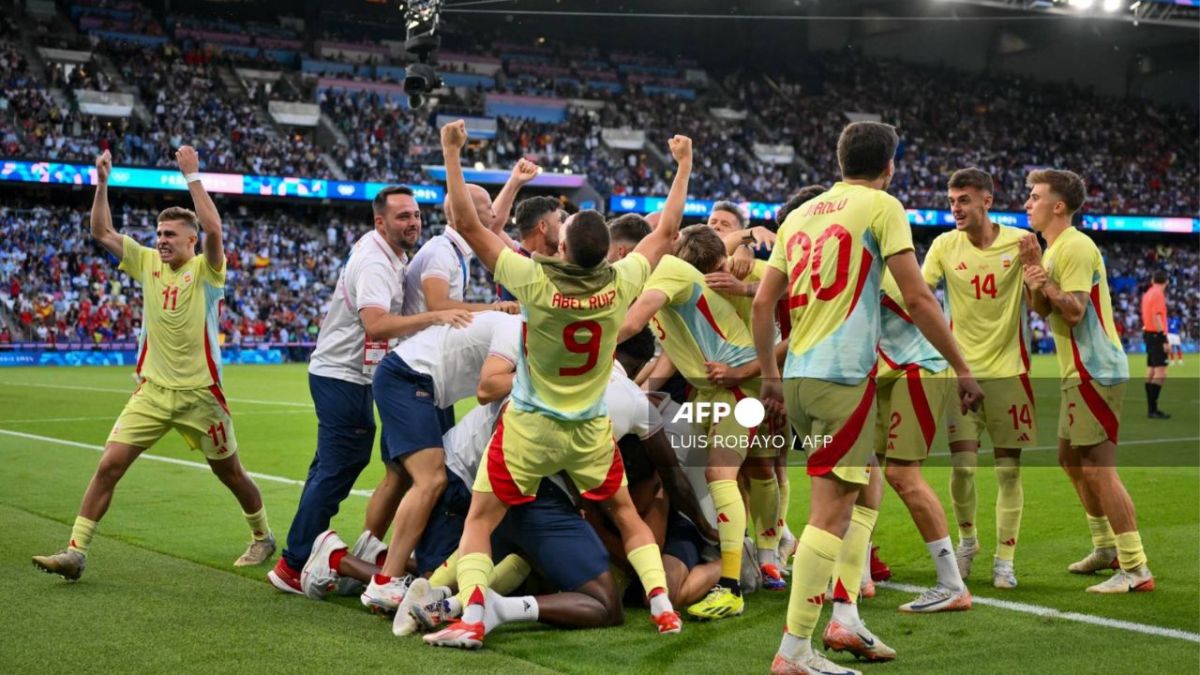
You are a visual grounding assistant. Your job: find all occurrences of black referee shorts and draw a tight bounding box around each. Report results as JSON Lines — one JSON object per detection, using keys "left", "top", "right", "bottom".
{"left": 1144, "top": 331, "right": 1168, "bottom": 367}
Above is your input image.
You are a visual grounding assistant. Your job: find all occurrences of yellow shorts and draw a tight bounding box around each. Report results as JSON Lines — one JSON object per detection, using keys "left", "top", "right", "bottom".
{"left": 107, "top": 380, "right": 238, "bottom": 460}
{"left": 946, "top": 375, "right": 1037, "bottom": 449}
{"left": 694, "top": 382, "right": 777, "bottom": 460}
{"left": 475, "top": 407, "right": 625, "bottom": 505}
{"left": 1058, "top": 380, "right": 1125, "bottom": 447}
{"left": 875, "top": 367, "right": 953, "bottom": 462}
{"left": 783, "top": 377, "right": 877, "bottom": 485}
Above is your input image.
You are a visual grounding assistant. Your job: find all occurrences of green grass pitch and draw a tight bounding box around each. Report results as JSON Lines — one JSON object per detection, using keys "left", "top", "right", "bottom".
{"left": 0, "top": 356, "right": 1196, "bottom": 673}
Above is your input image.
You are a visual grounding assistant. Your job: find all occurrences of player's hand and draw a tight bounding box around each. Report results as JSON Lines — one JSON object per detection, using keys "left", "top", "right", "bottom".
{"left": 748, "top": 226, "right": 776, "bottom": 251}
{"left": 704, "top": 361, "right": 747, "bottom": 389}
{"left": 759, "top": 378, "right": 785, "bottom": 418}
{"left": 95, "top": 150, "right": 111, "bottom": 184}
{"left": 175, "top": 145, "right": 200, "bottom": 175}
{"left": 957, "top": 374, "right": 984, "bottom": 414}
{"left": 1018, "top": 233, "right": 1042, "bottom": 266}
{"left": 441, "top": 120, "right": 468, "bottom": 151}
{"left": 705, "top": 271, "right": 750, "bottom": 297}
{"left": 1023, "top": 264, "right": 1047, "bottom": 292}
{"left": 727, "top": 253, "right": 755, "bottom": 281}
{"left": 433, "top": 309, "right": 473, "bottom": 329}
{"left": 491, "top": 300, "right": 520, "bottom": 315}
{"left": 511, "top": 158, "right": 541, "bottom": 185}
{"left": 667, "top": 135, "right": 692, "bottom": 163}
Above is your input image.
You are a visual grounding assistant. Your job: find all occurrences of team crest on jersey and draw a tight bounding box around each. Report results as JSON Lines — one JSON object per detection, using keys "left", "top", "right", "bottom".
{"left": 182, "top": 271, "right": 194, "bottom": 285}
{"left": 1001, "top": 256, "right": 1013, "bottom": 268}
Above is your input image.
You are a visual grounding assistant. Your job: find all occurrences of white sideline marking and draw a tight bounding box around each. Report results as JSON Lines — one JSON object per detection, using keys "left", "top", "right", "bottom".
{"left": 0, "top": 428, "right": 372, "bottom": 497}
{"left": 927, "top": 436, "right": 1200, "bottom": 457}
{"left": 4, "top": 427, "right": 1198, "bottom": 645}
{"left": 0, "top": 380, "right": 312, "bottom": 408}
{"left": 879, "top": 581, "right": 1200, "bottom": 643}
{"left": 0, "top": 410, "right": 311, "bottom": 424}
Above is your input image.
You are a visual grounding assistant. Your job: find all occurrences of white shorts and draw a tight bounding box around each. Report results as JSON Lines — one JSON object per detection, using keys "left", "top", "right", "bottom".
{"left": 1168, "top": 333, "right": 1181, "bottom": 348}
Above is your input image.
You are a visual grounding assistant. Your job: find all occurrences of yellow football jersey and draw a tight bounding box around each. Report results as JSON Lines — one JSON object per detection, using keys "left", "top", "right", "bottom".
{"left": 119, "top": 235, "right": 226, "bottom": 390}
{"left": 921, "top": 225, "right": 1030, "bottom": 380}
{"left": 1043, "top": 227, "right": 1129, "bottom": 387}
{"left": 495, "top": 248, "right": 650, "bottom": 421}
{"left": 768, "top": 182, "right": 914, "bottom": 384}
{"left": 878, "top": 271, "right": 948, "bottom": 379}
{"left": 643, "top": 255, "right": 757, "bottom": 392}
{"left": 723, "top": 258, "right": 766, "bottom": 335}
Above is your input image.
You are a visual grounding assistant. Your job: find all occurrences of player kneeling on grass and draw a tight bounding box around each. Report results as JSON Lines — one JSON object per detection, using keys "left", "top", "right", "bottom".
{"left": 1019, "top": 169, "right": 1153, "bottom": 594}
{"left": 875, "top": 272, "right": 971, "bottom": 613}
{"left": 33, "top": 148, "right": 274, "bottom": 581}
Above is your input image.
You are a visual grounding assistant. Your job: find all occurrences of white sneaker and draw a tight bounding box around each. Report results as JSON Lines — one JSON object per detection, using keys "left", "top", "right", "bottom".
{"left": 1087, "top": 565, "right": 1155, "bottom": 594}
{"left": 993, "top": 559, "right": 1018, "bottom": 589}
{"left": 955, "top": 539, "right": 980, "bottom": 580}
{"left": 361, "top": 574, "right": 412, "bottom": 614}
{"left": 741, "top": 536, "right": 763, "bottom": 594}
{"left": 337, "top": 530, "right": 387, "bottom": 596}
{"left": 1068, "top": 547, "right": 1118, "bottom": 575}
{"left": 395, "top": 577, "right": 450, "bottom": 636}
{"left": 778, "top": 526, "right": 797, "bottom": 574}
{"left": 770, "top": 651, "right": 861, "bottom": 675}
{"left": 300, "top": 530, "right": 347, "bottom": 600}
{"left": 898, "top": 584, "right": 972, "bottom": 613}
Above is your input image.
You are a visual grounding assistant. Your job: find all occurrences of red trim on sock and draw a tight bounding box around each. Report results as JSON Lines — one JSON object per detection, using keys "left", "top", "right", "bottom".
{"left": 329, "top": 548, "right": 347, "bottom": 571}
{"left": 647, "top": 587, "right": 666, "bottom": 598}
{"left": 374, "top": 574, "right": 391, "bottom": 585}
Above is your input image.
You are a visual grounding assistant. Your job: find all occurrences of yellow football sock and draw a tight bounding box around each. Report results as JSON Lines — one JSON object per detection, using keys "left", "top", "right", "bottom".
{"left": 1087, "top": 515, "right": 1117, "bottom": 550}
{"left": 1115, "top": 531, "right": 1148, "bottom": 570}
{"left": 709, "top": 479, "right": 746, "bottom": 581}
{"left": 491, "top": 554, "right": 531, "bottom": 595}
{"left": 778, "top": 478, "right": 791, "bottom": 532}
{"left": 785, "top": 526, "right": 842, "bottom": 639}
{"left": 950, "top": 452, "right": 978, "bottom": 540}
{"left": 67, "top": 516, "right": 98, "bottom": 556}
{"left": 994, "top": 457, "right": 1023, "bottom": 562}
{"left": 831, "top": 506, "right": 878, "bottom": 604}
{"left": 627, "top": 543, "right": 669, "bottom": 596}
{"left": 749, "top": 477, "right": 781, "bottom": 553}
{"left": 455, "top": 552, "right": 493, "bottom": 607}
{"left": 429, "top": 550, "right": 458, "bottom": 588}
{"left": 243, "top": 507, "right": 271, "bottom": 541}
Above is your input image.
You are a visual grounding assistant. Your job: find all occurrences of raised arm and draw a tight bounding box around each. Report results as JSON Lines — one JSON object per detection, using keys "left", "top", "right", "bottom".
{"left": 440, "top": 120, "right": 508, "bottom": 272}
{"left": 490, "top": 159, "right": 540, "bottom": 250}
{"left": 631, "top": 135, "right": 692, "bottom": 268}
{"left": 90, "top": 150, "right": 124, "bottom": 258}
{"left": 176, "top": 146, "right": 223, "bottom": 270}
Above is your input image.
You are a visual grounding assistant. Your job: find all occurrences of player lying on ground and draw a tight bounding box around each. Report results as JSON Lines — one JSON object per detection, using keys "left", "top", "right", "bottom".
{"left": 34, "top": 148, "right": 275, "bottom": 581}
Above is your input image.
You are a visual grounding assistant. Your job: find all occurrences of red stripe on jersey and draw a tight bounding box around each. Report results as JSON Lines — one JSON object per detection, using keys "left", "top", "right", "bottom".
{"left": 1069, "top": 334, "right": 1120, "bottom": 443}
{"left": 209, "top": 385, "right": 230, "bottom": 415}
{"left": 775, "top": 297, "right": 792, "bottom": 339}
{"left": 844, "top": 250, "right": 874, "bottom": 321}
{"left": 1018, "top": 319, "right": 1031, "bottom": 371}
{"left": 695, "top": 294, "right": 727, "bottom": 340}
{"left": 905, "top": 366, "right": 938, "bottom": 451}
{"left": 485, "top": 416, "right": 536, "bottom": 506}
{"left": 1018, "top": 372, "right": 1035, "bottom": 408}
{"left": 729, "top": 385, "right": 758, "bottom": 437}
{"left": 1090, "top": 285, "right": 1110, "bottom": 337}
{"left": 135, "top": 335, "right": 149, "bottom": 377}
{"left": 581, "top": 441, "right": 626, "bottom": 502}
{"left": 881, "top": 295, "right": 913, "bottom": 323}
{"left": 876, "top": 347, "right": 903, "bottom": 371}
{"left": 807, "top": 366, "right": 877, "bottom": 477}
{"left": 203, "top": 328, "right": 220, "bottom": 386}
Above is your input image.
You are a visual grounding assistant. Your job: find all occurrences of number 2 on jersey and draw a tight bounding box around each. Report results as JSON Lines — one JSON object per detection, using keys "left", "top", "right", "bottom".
{"left": 560, "top": 320, "right": 602, "bottom": 376}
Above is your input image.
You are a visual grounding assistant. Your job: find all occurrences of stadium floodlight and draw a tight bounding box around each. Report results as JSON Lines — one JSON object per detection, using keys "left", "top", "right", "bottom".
{"left": 399, "top": 0, "right": 444, "bottom": 109}
{"left": 1102, "top": 0, "right": 1122, "bottom": 10}
{"left": 1071, "top": 0, "right": 1097, "bottom": 9}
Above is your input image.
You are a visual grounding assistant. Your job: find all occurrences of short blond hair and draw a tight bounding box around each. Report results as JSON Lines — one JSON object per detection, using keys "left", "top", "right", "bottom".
{"left": 157, "top": 206, "right": 199, "bottom": 230}
{"left": 1026, "top": 169, "right": 1086, "bottom": 215}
